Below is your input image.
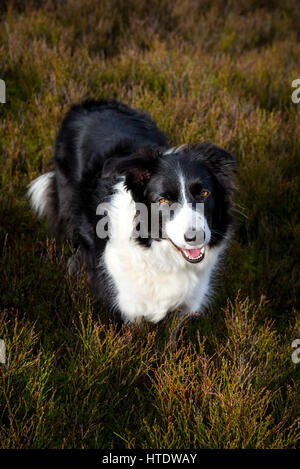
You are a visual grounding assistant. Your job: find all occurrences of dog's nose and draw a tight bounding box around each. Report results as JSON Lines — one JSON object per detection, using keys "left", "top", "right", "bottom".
{"left": 184, "top": 229, "right": 205, "bottom": 245}
{"left": 184, "top": 231, "right": 196, "bottom": 243}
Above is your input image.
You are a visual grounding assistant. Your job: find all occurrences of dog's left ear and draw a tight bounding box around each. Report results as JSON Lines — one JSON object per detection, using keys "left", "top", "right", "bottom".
{"left": 102, "top": 147, "right": 161, "bottom": 186}
{"left": 193, "top": 141, "right": 237, "bottom": 176}
{"left": 193, "top": 142, "right": 237, "bottom": 199}
{"left": 193, "top": 141, "right": 237, "bottom": 197}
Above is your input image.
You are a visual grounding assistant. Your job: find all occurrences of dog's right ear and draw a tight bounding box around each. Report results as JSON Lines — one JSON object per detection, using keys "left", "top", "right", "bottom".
{"left": 102, "top": 147, "right": 161, "bottom": 186}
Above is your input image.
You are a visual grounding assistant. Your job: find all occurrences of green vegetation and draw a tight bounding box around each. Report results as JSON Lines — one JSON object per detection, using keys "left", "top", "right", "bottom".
{"left": 0, "top": 0, "right": 299, "bottom": 448}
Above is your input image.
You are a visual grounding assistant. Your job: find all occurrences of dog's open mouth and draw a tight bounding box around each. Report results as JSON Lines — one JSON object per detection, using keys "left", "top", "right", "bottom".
{"left": 169, "top": 239, "right": 205, "bottom": 263}
{"left": 180, "top": 246, "right": 205, "bottom": 263}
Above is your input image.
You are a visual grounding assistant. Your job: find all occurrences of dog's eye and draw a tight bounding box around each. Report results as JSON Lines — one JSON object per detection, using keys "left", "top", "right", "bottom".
{"left": 200, "top": 190, "right": 210, "bottom": 199}
{"left": 159, "top": 198, "right": 170, "bottom": 205}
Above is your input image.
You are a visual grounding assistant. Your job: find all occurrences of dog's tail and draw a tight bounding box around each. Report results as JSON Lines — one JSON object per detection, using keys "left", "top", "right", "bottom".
{"left": 27, "top": 171, "right": 60, "bottom": 235}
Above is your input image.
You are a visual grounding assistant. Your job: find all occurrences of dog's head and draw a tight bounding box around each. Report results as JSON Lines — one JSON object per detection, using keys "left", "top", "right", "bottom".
{"left": 102, "top": 142, "right": 237, "bottom": 263}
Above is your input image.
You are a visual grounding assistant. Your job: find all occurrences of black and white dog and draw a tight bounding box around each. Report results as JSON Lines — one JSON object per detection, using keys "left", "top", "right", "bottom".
{"left": 28, "top": 99, "right": 237, "bottom": 324}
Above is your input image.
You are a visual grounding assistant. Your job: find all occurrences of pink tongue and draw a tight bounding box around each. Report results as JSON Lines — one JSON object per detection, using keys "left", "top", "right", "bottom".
{"left": 182, "top": 248, "right": 202, "bottom": 258}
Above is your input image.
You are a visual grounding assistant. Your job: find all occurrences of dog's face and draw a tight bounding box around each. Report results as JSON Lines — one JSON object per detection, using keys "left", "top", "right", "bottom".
{"left": 102, "top": 142, "right": 237, "bottom": 264}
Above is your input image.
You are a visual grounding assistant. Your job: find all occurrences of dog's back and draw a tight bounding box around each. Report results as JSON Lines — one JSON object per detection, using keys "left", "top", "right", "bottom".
{"left": 55, "top": 99, "right": 167, "bottom": 183}
{"left": 28, "top": 98, "right": 167, "bottom": 239}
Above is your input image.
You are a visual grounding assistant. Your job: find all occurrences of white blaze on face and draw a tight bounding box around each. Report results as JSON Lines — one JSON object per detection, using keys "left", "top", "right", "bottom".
{"left": 165, "top": 173, "right": 211, "bottom": 250}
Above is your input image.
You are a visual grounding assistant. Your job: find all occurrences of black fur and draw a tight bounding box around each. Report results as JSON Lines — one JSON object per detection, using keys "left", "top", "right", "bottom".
{"left": 38, "top": 99, "right": 236, "bottom": 323}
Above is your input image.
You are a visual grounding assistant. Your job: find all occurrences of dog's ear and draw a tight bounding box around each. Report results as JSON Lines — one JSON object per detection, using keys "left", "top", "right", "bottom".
{"left": 193, "top": 141, "right": 237, "bottom": 194}
{"left": 193, "top": 141, "right": 237, "bottom": 175}
{"left": 192, "top": 142, "right": 237, "bottom": 201}
{"left": 102, "top": 147, "right": 161, "bottom": 186}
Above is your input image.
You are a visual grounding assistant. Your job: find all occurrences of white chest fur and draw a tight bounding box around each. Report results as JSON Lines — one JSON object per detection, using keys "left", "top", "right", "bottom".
{"left": 102, "top": 182, "right": 225, "bottom": 323}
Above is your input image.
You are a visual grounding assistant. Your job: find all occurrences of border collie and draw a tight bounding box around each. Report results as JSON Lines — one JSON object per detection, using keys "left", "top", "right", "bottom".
{"left": 28, "top": 99, "right": 237, "bottom": 325}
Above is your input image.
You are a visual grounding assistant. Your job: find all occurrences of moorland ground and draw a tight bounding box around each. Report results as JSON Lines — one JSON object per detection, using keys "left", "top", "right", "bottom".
{"left": 0, "top": 0, "right": 299, "bottom": 448}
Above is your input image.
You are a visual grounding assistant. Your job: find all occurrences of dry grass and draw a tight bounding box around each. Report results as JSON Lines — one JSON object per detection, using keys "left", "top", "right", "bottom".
{"left": 0, "top": 0, "right": 299, "bottom": 448}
